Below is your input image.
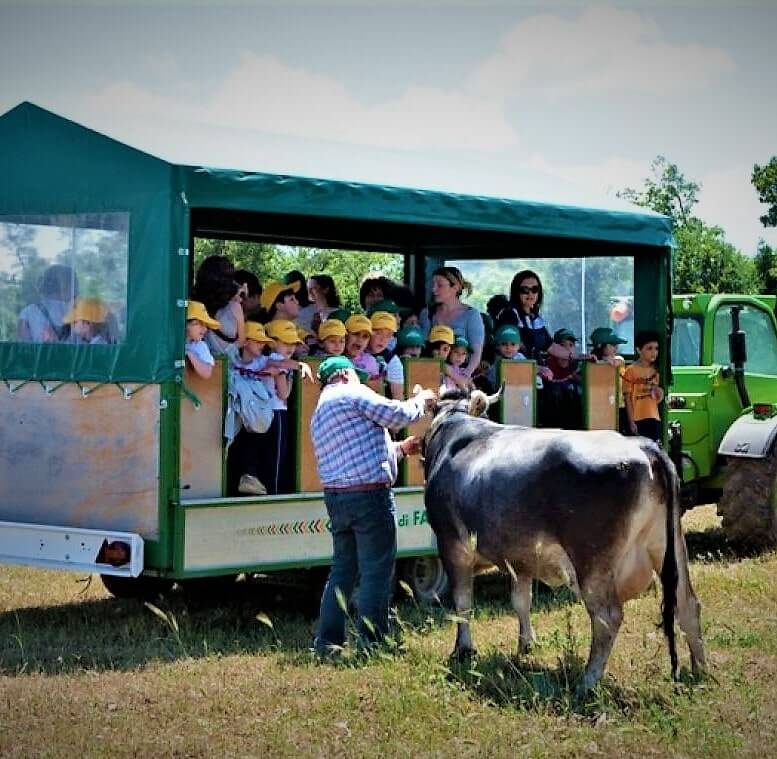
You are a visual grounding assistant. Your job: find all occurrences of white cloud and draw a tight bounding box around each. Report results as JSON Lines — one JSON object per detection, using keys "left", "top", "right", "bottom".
{"left": 79, "top": 52, "right": 518, "bottom": 154}
{"left": 467, "top": 4, "right": 735, "bottom": 99}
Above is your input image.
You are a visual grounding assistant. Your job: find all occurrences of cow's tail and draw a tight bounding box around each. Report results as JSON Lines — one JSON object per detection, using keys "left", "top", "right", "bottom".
{"left": 656, "top": 446, "right": 680, "bottom": 679}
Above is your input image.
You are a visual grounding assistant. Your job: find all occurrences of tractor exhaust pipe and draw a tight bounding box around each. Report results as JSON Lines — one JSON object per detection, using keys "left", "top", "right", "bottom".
{"left": 729, "top": 305, "right": 750, "bottom": 409}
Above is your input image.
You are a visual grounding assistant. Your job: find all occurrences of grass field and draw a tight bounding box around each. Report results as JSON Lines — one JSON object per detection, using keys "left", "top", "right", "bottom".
{"left": 1, "top": 506, "right": 776, "bottom": 758}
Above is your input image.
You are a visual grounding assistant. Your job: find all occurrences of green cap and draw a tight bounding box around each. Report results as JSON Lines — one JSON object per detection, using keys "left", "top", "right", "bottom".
{"left": 494, "top": 324, "right": 521, "bottom": 344}
{"left": 366, "top": 298, "right": 400, "bottom": 317}
{"left": 317, "top": 355, "right": 355, "bottom": 384}
{"left": 553, "top": 328, "right": 577, "bottom": 344}
{"left": 589, "top": 327, "right": 627, "bottom": 347}
{"left": 397, "top": 325, "right": 425, "bottom": 349}
{"left": 354, "top": 367, "right": 370, "bottom": 383}
{"left": 454, "top": 336, "right": 470, "bottom": 350}
{"left": 327, "top": 308, "right": 351, "bottom": 323}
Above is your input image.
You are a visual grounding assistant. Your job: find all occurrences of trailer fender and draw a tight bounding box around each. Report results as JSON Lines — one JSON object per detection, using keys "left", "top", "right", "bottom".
{"left": 718, "top": 412, "right": 777, "bottom": 459}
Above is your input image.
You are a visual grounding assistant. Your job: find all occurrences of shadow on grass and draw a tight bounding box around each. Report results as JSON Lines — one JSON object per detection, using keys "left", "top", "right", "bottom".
{"left": 445, "top": 647, "right": 694, "bottom": 721}
{"left": 0, "top": 577, "right": 321, "bottom": 676}
{"left": 683, "top": 524, "right": 765, "bottom": 563}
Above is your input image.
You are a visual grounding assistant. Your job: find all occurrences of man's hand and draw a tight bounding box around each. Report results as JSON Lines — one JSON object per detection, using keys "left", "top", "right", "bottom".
{"left": 400, "top": 436, "right": 423, "bottom": 457}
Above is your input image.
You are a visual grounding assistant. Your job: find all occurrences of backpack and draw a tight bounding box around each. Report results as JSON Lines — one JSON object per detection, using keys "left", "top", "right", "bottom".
{"left": 224, "top": 369, "right": 274, "bottom": 444}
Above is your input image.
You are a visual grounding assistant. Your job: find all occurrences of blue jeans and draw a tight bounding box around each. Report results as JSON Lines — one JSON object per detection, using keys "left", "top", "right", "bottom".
{"left": 315, "top": 488, "right": 397, "bottom": 653}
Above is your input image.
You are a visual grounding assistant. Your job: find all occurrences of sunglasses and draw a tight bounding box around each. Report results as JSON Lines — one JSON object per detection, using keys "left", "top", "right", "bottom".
{"left": 519, "top": 285, "right": 540, "bottom": 294}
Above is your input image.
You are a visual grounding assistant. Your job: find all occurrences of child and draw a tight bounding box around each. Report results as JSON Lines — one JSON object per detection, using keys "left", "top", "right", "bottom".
{"left": 623, "top": 330, "right": 664, "bottom": 442}
{"left": 590, "top": 326, "right": 628, "bottom": 433}
{"left": 426, "top": 324, "right": 455, "bottom": 361}
{"left": 63, "top": 297, "right": 115, "bottom": 346}
{"left": 185, "top": 300, "right": 220, "bottom": 380}
{"left": 396, "top": 325, "right": 425, "bottom": 358}
{"left": 545, "top": 328, "right": 582, "bottom": 383}
{"left": 344, "top": 313, "right": 378, "bottom": 378}
{"left": 317, "top": 318, "right": 347, "bottom": 357}
{"left": 262, "top": 320, "right": 306, "bottom": 494}
{"left": 227, "top": 321, "right": 274, "bottom": 496}
{"left": 485, "top": 324, "right": 527, "bottom": 391}
{"left": 369, "top": 310, "right": 404, "bottom": 399}
{"left": 446, "top": 336, "right": 473, "bottom": 391}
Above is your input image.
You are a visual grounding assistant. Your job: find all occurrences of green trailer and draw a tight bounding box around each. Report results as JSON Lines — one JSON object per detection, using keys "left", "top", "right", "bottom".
{"left": 0, "top": 102, "right": 674, "bottom": 600}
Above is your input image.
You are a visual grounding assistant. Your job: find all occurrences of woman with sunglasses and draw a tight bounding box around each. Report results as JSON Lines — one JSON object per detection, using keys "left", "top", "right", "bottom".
{"left": 419, "top": 266, "right": 484, "bottom": 389}
{"left": 496, "top": 269, "right": 568, "bottom": 380}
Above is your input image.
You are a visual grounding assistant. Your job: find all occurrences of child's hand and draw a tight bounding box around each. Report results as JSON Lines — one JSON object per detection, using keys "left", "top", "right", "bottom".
{"left": 651, "top": 386, "right": 664, "bottom": 403}
{"left": 629, "top": 421, "right": 638, "bottom": 435}
{"left": 538, "top": 365, "right": 554, "bottom": 381}
{"left": 298, "top": 362, "right": 314, "bottom": 381}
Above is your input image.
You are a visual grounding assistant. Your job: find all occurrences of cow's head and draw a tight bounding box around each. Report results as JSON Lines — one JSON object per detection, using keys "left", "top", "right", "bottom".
{"left": 433, "top": 384, "right": 504, "bottom": 419}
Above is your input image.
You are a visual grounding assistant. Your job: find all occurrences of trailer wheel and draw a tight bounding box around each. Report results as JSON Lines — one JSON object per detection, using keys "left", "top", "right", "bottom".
{"left": 100, "top": 574, "right": 173, "bottom": 600}
{"left": 398, "top": 556, "right": 449, "bottom": 605}
{"left": 717, "top": 451, "right": 777, "bottom": 548}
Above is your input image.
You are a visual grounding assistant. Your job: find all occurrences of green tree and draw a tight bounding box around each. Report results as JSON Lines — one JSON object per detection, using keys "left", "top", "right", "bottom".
{"left": 673, "top": 219, "right": 758, "bottom": 293}
{"left": 754, "top": 240, "right": 777, "bottom": 294}
{"left": 619, "top": 155, "right": 700, "bottom": 228}
{"left": 752, "top": 157, "right": 777, "bottom": 228}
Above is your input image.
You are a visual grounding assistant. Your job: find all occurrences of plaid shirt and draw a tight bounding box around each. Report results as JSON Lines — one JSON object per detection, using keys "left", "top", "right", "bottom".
{"left": 311, "top": 381, "right": 427, "bottom": 489}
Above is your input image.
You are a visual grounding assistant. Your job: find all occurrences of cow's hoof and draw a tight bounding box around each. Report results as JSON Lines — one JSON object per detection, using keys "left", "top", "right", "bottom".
{"left": 518, "top": 639, "right": 535, "bottom": 656}
{"left": 451, "top": 647, "right": 477, "bottom": 663}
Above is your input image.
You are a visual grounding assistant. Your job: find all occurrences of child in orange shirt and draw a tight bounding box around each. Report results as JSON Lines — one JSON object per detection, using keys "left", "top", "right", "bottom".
{"left": 622, "top": 330, "right": 664, "bottom": 443}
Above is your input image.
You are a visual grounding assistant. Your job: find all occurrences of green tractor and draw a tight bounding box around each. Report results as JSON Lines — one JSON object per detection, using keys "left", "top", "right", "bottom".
{"left": 669, "top": 293, "right": 777, "bottom": 547}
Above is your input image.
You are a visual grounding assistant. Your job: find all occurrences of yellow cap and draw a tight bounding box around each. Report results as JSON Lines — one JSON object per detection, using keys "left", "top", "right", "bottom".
{"left": 259, "top": 280, "right": 300, "bottom": 312}
{"left": 63, "top": 297, "right": 109, "bottom": 325}
{"left": 245, "top": 321, "right": 272, "bottom": 343}
{"left": 318, "top": 319, "right": 347, "bottom": 340}
{"left": 370, "top": 311, "right": 397, "bottom": 333}
{"left": 266, "top": 319, "right": 304, "bottom": 344}
{"left": 345, "top": 314, "right": 373, "bottom": 335}
{"left": 428, "top": 325, "right": 455, "bottom": 345}
{"left": 186, "top": 300, "right": 220, "bottom": 330}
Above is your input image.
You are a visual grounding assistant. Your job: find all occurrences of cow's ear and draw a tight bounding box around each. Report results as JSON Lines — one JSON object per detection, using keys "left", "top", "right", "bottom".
{"left": 468, "top": 390, "right": 489, "bottom": 417}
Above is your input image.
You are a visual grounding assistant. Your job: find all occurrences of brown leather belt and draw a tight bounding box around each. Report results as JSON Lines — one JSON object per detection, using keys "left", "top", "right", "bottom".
{"left": 324, "top": 482, "right": 390, "bottom": 494}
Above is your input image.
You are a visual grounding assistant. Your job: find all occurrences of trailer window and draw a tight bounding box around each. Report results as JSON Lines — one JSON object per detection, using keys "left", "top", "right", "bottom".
{"left": 713, "top": 305, "right": 777, "bottom": 375}
{"left": 447, "top": 257, "right": 634, "bottom": 351}
{"left": 0, "top": 213, "right": 129, "bottom": 345}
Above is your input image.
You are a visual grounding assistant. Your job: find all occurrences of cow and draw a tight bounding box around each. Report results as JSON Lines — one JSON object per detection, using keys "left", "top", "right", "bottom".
{"left": 422, "top": 388, "right": 705, "bottom": 694}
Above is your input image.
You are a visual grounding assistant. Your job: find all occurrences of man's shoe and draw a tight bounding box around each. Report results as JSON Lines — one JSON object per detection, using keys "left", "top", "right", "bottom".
{"left": 238, "top": 474, "right": 267, "bottom": 495}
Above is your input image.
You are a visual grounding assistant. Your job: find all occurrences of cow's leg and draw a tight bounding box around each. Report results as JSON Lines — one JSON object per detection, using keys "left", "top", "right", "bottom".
{"left": 579, "top": 582, "right": 623, "bottom": 695}
{"left": 674, "top": 536, "right": 706, "bottom": 675}
{"left": 510, "top": 574, "right": 536, "bottom": 654}
{"left": 451, "top": 567, "right": 476, "bottom": 658}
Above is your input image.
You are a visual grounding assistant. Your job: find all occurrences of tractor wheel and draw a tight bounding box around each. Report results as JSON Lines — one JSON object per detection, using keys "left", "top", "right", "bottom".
{"left": 101, "top": 573, "right": 174, "bottom": 600}
{"left": 717, "top": 452, "right": 777, "bottom": 548}
{"left": 398, "top": 556, "right": 449, "bottom": 605}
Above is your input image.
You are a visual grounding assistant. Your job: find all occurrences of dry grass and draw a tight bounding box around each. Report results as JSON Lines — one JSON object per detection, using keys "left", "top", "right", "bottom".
{"left": 1, "top": 505, "right": 776, "bottom": 758}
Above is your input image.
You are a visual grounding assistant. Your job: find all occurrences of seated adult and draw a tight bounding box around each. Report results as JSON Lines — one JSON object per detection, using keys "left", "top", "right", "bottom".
{"left": 495, "top": 269, "right": 568, "bottom": 380}
{"left": 359, "top": 273, "right": 397, "bottom": 313}
{"left": 285, "top": 270, "right": 315, "bottom": 328}
{"left": 306, "top": 274, "right": 343, "bottom": 335}
{"left": 419, "top": 266, "right": 484, "bottom": 384}
{"left": 192, "top": 255, "right": 245, "bottom": 356}
{"left": 234, "top": 270, "right": 262, "bottom": 322}
{"left": 17, "top": 264, "right": 78, "bottom": 343}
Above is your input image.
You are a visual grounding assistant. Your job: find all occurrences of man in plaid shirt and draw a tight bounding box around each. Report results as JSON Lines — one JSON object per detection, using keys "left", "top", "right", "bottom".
{"left": 311, "top": 356, "right": 436, "bottom": 655}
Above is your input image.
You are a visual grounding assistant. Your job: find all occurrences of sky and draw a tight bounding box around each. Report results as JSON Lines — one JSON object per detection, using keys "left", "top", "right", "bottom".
{"left": 1, "top": 0, "right": 776, "bottom": 253}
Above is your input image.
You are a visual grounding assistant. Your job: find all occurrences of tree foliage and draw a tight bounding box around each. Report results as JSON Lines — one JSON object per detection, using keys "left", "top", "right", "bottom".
{"left": 752, "top": 157, "right": 777, "bottom": 228}
{"left": 754, "top": 241, "right": 777, "bottom": 295}
{"left": 194, "top": 238, "right": 403, "bottom": 312}
{"left": 619, "top": 155, "right": 700, "bottom": 228}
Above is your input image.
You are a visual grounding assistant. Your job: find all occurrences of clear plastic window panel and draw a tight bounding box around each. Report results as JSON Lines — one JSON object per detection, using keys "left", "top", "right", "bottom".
{"left": 0, "top": 213, "right": 129, "bottom": 345}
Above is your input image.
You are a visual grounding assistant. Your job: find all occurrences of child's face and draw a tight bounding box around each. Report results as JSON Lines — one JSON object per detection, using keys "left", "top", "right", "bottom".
{"left": 560, "top": 339, "right": 576, "bottom": 353}
{"left": 186, "top": 319, "right": 206, "bottom": 342}
{"left": 346, "top": 330, "right": 370, "bottom": 358}
{"left": 277, "top": 294, "right": 300, "bottom": 319}
{"left": 243, "top": 339, "right": 266, "bottom": 359}
{"left": 497, "top": 341, "right": 520, "bottom": 359}
{"left": 400, "top": 345, "right": 422, "bottom": 358}
{"left": 73, "top": 319, "right": 94, "bottom": 339}
{"left": 273, "top": 340, "right": 297, "bottom": 359}
{"left": 432, "top": 343, "right": 451, "bottom": 360}
{"left": 637, "top": 340, "right": 659, "bottom": 364}
{"left": 322, "top": 335, "right": 346, "bottom": 356}
{"left": 369, "top": 328, "right": 393, "bottom": 354}
{"left": 402, "top": 314, "right": 420, "bottom": 328}
{"left": 449, "top": 346, "right": 468, "bottom": 367}
{"left": 602, "top": 343, "right": 618, "bottom": 358}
